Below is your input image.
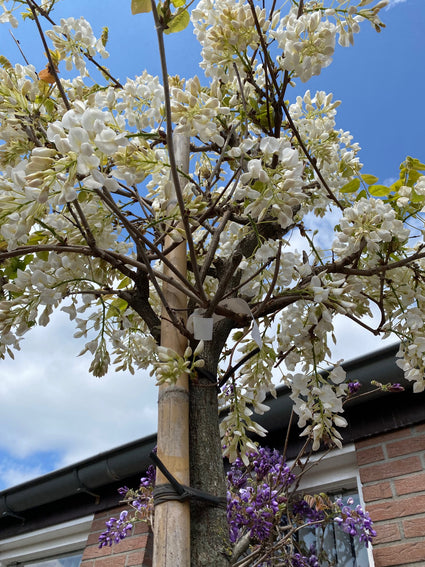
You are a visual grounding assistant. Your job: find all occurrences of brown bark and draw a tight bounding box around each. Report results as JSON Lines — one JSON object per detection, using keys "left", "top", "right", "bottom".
{"left": 189, "top": 319, "right": 234, "bottom": 566}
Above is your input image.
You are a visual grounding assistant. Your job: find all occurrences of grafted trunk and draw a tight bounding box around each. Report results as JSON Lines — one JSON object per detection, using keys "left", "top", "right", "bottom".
{"left": 189, "top": 319, "right": 233, "bottom": 566}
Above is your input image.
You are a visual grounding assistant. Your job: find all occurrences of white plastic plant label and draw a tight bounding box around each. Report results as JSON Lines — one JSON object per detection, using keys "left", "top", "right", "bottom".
{"left": 193, "top": 315, "right": 214, "bottom": 341}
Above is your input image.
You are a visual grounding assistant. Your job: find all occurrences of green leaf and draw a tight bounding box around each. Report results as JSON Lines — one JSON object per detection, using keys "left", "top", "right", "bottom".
{"left": 131, "top": 0, "right": 152, "bottom": 14}
{"left": 164, "top": 9, "right": 190, "bottom": 34}
{"left": 339, "top": 178, "right": 360, "bottom": 193}
{"left": 36, "top": 251, "right": 49, "bottom": 261}
{"left": 369, "top": 184, "right": 390, "bottom": 196}
{"left": 117, "top": 276, "right": 131, "bottom": 289}
{"left": 101, "top": 26, "right": 109, "bottom": 48}
{"left": 106, "top": 298, "right": 128, "bottom": 319}
{"left": 43, "top": 97, "right": 55, "bottom": 116}
{"left": 390, "top": 179, "right": 403, "bottom": 191}
{"left": 171, "top": 0, "right": 185, "bottom": 6}
{"left": 361, "top": 174, "right": 379, "bottom": 185}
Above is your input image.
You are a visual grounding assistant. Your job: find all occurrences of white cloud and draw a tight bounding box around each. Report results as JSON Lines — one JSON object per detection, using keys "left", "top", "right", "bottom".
{"left": 0, "top": 459, "right": 49, "bottom": 489}
{"left": 0, "top": 310, "right": 158, "bottom": 488}
{"left": 330, "top": 310, "right": 398, "bottom": 362}
{"left": 386, "top": 0, "right": 408, "bottom": 8}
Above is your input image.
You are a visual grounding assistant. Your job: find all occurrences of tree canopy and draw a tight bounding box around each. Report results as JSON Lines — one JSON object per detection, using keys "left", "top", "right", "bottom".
{"left": 0, "top": 0, "right": 423, "bottom": 564}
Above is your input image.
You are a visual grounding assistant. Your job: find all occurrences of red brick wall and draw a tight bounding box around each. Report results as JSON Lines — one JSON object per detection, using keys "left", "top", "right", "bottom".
{"left": 80, "top": 505, "right": 152, "bottom": 567}
{"left": 356, "top": 424, "right": 425, "bottom": 567}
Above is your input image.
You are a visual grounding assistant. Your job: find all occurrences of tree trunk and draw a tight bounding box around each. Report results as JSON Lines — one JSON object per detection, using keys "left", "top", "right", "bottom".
{"left": 189, "top": 319, "right": 233, "bottom": 566}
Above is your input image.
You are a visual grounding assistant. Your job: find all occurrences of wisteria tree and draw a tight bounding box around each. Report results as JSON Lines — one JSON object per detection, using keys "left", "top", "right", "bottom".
{"left": 0, "top": 0, "right": 423, "bottom": 564}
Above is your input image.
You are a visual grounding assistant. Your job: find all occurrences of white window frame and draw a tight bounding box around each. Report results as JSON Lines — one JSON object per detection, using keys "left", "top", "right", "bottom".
{"left": 0, "top": 515, "right": 92, "bottom": 566}
{"left": 291, "top": 443, "right": 375, "bottom": 567}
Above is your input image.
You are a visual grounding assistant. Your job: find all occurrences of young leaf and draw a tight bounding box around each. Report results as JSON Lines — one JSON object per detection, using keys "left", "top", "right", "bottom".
{"left": 101, "top": 26, "right": 109, "bottom": 47}
{"left": 406, "top": 156, "right": 425, "bottom": 171}
{"left": 131, "top": 0, "right": 152, "bottom": 14}
{"left": 339, "top": 178, "right": 360, "bottom": 193}
{"left": 361, "top": 174, "right": 379, "bottom": 185}
{"left": 369, "top": 184, "right": 390, "bottom": 196}
{"left": 164, "top": 9, "right": 190, "bottom": 34}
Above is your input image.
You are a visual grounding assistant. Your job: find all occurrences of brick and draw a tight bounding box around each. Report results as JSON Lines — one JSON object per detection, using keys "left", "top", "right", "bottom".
{"left": 368, "top": 494, "right": 425, "bottom": 522}
{"left": 94, "top": 556, "right": 126, "bottom": 567}
{"left": 373, "top": 541, "right": 425, "bottom": 566}
{"left": 374, "top": 522, "right": 401, "bottom": 545}
{"left": 394, "top": 471, "right": 425, "bottom": 495}
{"left": 82, "top": 544, "right": 112, "bottom": 560}
{"left": 126, "top": 550, "right": 146, "bottom": 566}
{"left": 362, "top": 482, "right": 392, "bottom": 502}
{"left": 80, "top": 561, "right": 95, "bottom": 567}
{"left": 90, "top": 518, "right": 114, "bottom": 533}
{"left": 114, "top": 534, "right": 149, "bottom": 553}
{"left": 403, "top": 517, "right": 425, "bottom": 538}
{"left": 387, "top": 434, "right": 425, "bottom": 458}
{"left": 414, "top": 423, "right": 425, "bottom": 433}
{"left": 356, "top": 445, "right": 385, "bottom": 466}
{"left": 87, "top": 532, "right": 106, "bottom": 546}
{"left": 356, "top": 429, "right": 410, "bottom": 449}
{"left": 91, "top": 508, "right": 127, "bottom": 532}
{"left": 134, "top": 522, "right": 150, "bottom": 535}
{"left": 359, "top": 456, "right": 421, "bottom": 483}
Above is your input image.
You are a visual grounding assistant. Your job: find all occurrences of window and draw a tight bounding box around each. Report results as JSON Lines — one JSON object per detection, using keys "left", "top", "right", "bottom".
{"left": 19, "top": 553, "right": 83, "bottom": 567}
{"left": 297, "top": 490, "right": 370, "bottom": 567}
{"left": 292, "top": 444, "right": 374, "bottom": 567}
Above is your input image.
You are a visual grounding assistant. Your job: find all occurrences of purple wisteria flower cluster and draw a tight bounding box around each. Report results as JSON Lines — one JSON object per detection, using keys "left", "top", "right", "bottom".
{"left": 99, "top": 448, "right": 377, "bottom": 564}
{"left": 98, "top": 465, "right": 155, "bottom": 548}
{"left": 334, "top": 497, "right": 377, "bottom": 546}
{"left": 98, "top": 510, "right": 133, "bottom": 547}
{"left": 227, "top": 447, "right": 295, "bottom": 544}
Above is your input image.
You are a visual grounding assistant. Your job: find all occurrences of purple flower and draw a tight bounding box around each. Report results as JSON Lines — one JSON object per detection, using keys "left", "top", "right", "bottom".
{"left": 291, "top": 552, "right": 320, "bottom": 567}
{"left": 226, "top": 448, "right": 295, "bottom": 544}
{"left": 388, "top": 383, "right": 404, "bottom": 392}
{"left": 334, "top": 499, "right": 376, "bottom": 546}
{"left": 348, "top": 381, "right": 361, "bottom": 394}
{"left": 98, "top": 510, "right": 133, "bottom": 548}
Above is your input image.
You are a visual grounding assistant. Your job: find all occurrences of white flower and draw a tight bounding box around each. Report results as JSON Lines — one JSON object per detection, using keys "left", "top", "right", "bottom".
{"left": 272, "top": 9, "right": 336, "bottom": 83}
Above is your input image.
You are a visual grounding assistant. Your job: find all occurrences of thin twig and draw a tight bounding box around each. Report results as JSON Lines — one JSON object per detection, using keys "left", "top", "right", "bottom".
{"left": 252, "top": 240, "right": 282, "bottom": 316}
{"left": 94, "top": 185, "right": 200, "bottom": 297}
{"left": 200, "top": 209, "right": 232, "bottom": 282}
{"left": 26, "top": 0, "right": 70, "bottom": 110}
{"left": 29, "top": 0, "right": 123, "bottom": 88}
{"left": 9, "top": 30, "right": 30, "bottom": 65}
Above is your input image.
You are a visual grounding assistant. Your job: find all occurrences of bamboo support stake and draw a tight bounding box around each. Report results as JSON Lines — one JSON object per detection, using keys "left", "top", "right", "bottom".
{"left": 153, "top": 133, "right": 191, "bottom": 566}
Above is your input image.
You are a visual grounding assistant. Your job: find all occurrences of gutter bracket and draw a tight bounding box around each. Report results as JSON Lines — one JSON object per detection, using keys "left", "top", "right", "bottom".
{"left": 1, "top": 496, "right": 25, "bottom": 523}
{"left": 73, "top": 469, "right": 101, "bottom": 504}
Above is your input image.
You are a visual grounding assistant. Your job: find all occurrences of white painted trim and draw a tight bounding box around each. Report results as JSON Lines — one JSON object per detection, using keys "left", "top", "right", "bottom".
{"left": 0, "top": 515, "right": 92, "bottom": 566}
{"left": 356, "top": 469, "right": 376, "bottom": 567}
{"left": 291, "top": 443, "right": 358, "bottom": 492}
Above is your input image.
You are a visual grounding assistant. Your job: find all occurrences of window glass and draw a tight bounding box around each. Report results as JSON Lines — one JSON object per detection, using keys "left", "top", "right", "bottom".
{"left": 298, "top": 491, "right": 369, "bottom": 567}
{"left": 22, "top": 553, "right": 82, "bottom": 567}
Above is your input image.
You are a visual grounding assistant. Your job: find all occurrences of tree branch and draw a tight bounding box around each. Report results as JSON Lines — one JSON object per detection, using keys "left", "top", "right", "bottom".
{"left": 26, "top": 0, "right": 70, "bottom": 110}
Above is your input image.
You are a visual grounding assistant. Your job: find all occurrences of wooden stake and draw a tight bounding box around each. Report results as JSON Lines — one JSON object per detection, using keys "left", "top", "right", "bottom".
{"left": 153, "top": 133, "right": 191, "bottom": 566}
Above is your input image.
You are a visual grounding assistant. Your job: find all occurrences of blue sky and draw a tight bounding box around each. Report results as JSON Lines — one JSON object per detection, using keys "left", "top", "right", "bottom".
{"left": 0, "top": 0, "right": 423, "bottom": 491}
